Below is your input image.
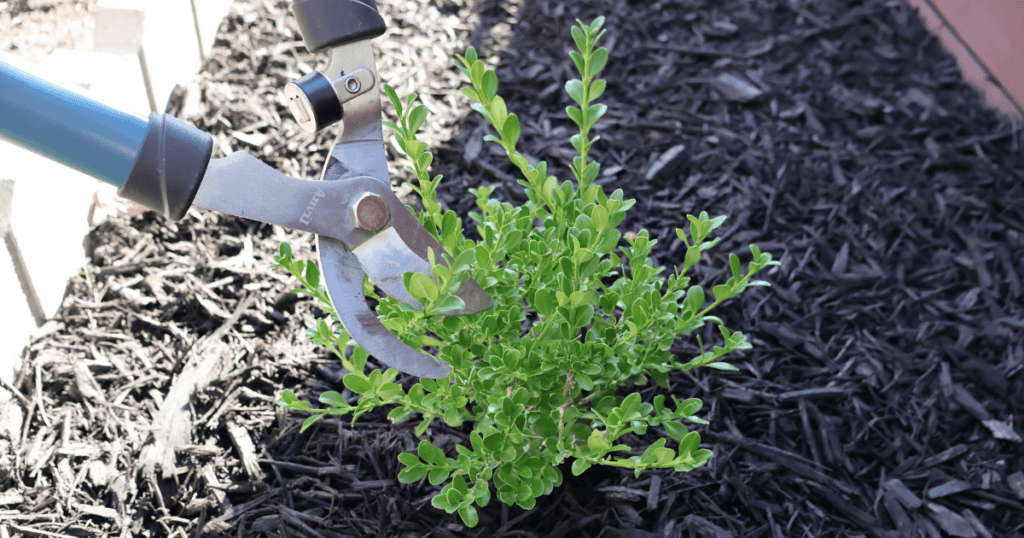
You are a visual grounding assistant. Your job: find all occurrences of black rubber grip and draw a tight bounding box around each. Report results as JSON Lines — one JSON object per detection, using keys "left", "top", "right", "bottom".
{"left": 292, "top": 0, "right": 386, "bottom": 53}
{"left": 119, "top": 113, "right": 213, "bottom": 221}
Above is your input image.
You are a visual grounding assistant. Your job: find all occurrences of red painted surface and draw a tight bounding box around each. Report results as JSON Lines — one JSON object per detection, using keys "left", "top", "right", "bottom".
{"left": 906, "top": 0, "right": 1024, "bottom": 118}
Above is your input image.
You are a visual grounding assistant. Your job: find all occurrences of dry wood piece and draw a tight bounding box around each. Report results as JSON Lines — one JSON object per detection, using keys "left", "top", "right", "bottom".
{"left": 1008, "top": 472, "right": 1024, "bottom": 501}
{"left": 140, "top": 293, "right": 256, "bottom": 479}
{"left": 960, "top": 509, "right": 994, "bottom": 538}
{"left": 927, "top": 479, "right": 972, "bottom": 499}
{"left": 225, "top": 420, "right": 264, "bottom": 480}
{"left": 884, "top": 478, "right": 924, "bottom": 509}
{"left": 926, "top": 503, "right": 977, "bottom": 538}
{"left": 683, "top": 515, "right": 732, "bottom": 538}
{"left": 922, "top": 444, "right": 971, "bottom": 468}
{"left": 981, "top": 419, "right": 1022, "bottom": 442}
{"left": 0, "top": 399, "right": 23, "bottom": 484}
{"left": 881, "top": 489, "right": 913, "bottom": 534}
{"left": 71, "top": 502, "right": 118, "bottom": 520}
{"left": 644, "top": 144, "right": 687, "bottom": 182}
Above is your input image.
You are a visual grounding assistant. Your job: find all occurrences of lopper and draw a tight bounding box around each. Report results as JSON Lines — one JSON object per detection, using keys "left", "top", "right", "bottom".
{"left": 0, "top": 0, "right": 493, "bottom": 379}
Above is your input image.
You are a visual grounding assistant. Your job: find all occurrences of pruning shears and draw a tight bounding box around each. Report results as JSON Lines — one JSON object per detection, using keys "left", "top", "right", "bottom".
{"left": 0, "top": 0, "right": 493, "bottom": 379}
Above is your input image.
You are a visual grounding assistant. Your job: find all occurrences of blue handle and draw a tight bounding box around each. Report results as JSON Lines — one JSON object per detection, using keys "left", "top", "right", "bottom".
{"left": 0, "top": 60, "right": 148, "bottom": 188}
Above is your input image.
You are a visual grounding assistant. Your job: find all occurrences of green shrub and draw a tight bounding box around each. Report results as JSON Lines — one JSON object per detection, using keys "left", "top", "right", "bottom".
{"left": 274, "top": 17, "right": 778, "bottom": 527}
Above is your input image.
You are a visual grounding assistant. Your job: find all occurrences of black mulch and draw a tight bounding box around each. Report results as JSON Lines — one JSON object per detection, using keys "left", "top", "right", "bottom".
{"left": 2, "top": 0, "right": 1023, "bottom": 536}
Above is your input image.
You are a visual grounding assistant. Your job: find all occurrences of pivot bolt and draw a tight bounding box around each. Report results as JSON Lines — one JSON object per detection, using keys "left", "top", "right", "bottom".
{"left": 352, "top": 194, "right": 390, "bottom": 231}
{"left": 344, "top": 76, "right": 361, "bottom": 94}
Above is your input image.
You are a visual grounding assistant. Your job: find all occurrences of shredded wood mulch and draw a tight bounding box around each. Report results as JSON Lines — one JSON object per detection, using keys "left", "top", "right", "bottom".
{"left": 2, "top": 0, "right": 1023, "bottom": 536}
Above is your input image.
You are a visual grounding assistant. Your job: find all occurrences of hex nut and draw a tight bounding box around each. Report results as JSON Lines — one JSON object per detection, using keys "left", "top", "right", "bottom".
{"left": 352, "top": 193, "right": 390, "bottom": 231}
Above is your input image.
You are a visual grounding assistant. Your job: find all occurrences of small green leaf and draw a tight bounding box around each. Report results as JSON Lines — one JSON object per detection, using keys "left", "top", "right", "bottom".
{"left": 571, "top": 459, "right": 592, "bottom": 476}
{"left": 277, "top": 242, "right": 293, "bottom": 262}
{"left": 452, "top": 474, "right": 470, "bottom": 496}
{"left": 429, "top": 294, "right": 466, "bottom": 315}
{"left": 418, "top": 440, "right": 447, "bottom": 466}
{"left": 569, "top": 50, "right": 585, "bottom": 75}
{"left": 663, "top": 420, "right": 688, "bottom": 441}
{"left": 452, "top": 249, "right": 476, "bottom": 272}
{"left": 683, "top": 285, "right": 705, "bottom": 313}
{"left": 565, "top": 79, "right": 586, "bottom": 105}
{"left": 570, "top": 25, "right": 586, "bottom": 52}
{"left": 678, "top": 431, "right": 701, "bottom": 456}
{"left": 533, "top": 416, "right": 558, "bottom": 437}
{"left": 318, "top": 391, "right": 347, "bottom": 408}
{"left": 398, "top": 465, "right": 428, "bottom": 484}
{"left": 566, "top": 106, "right": 583, "bottom": 126}
{"left": 489, "top": 96, "right": 509, "bottom": 129}
{"left": 304, "top": 260, "right": 319, "bottom": 291}
{"left": 590, "top": 48, "right": 609, "bottom": 75}
{"left": 483, "top": 431, "right": 504, "bottom": 453}
{"left": 408, "top": 105, "right": 428, "bottom": 134}
{"left": 684, "top": 246, "right": 701, "bottom": 270}
{"left": 729, "top": 253, "right": 742, "bottom": 278}
{"left": 587, "top": 429, "right": 611, "bottom": 452}
{"left": 534, "top": 289, "right": 556, "bottom": 317}
{"left": 417, "top": 152, "right": 433, "bottom": 171}
{"left": 408, "top": 272, "right": 439, "bottom": 303}
{"left": 398, "top": 453, "right": 421, "bottom": 467}
{"left": 300, "top": 413, "right": 324, "bottom": 432}
{"left": 388, "top": 406, "right": 413, "bottom": 423}
{"left": 502, "top": 114, "right": 521, "bottom": 146}
{"left": 620, "top": 393, "right": 641, "bottom": 417}
{"left": 470, "top": 60, "right": 485, "bottom": 89}
{"left": 458, "top": 504, "right": 480, "bottom": 527}
{"left": 431, "top": 492, "right": 453, "bottom": 511}
{"left": 705, "top": 362, "right": 739, "bottom": 371}
{"left": 428, "top": 468, "right": 450, "bottom": 485}
{"left": 343, "top": 374, "right": 372, "bottom": 394}
{"left": 482, "top": 70, "right": 498, "bottom": 100}
{"left": 384, "top": 84, "right": 401, "bottom": 115}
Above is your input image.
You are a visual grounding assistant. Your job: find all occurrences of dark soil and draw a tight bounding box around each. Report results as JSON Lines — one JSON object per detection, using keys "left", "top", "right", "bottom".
{"left": 2, "top": 0, "right": 1023, "bottom": 537}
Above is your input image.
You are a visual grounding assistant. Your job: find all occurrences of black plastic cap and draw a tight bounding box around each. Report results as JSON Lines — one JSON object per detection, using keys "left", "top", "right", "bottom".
{"left": 119, "top": 113, "right": 213, "bottom": 221}
{"left": 292, "top": 0, "right": 386, "bottom": 53}
{"left": 286, "top": 71, "right": 343, "bottom": 132}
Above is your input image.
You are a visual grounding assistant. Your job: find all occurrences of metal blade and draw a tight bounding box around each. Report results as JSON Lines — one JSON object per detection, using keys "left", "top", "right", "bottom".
{"left": 352, "top": 227, "right": 494, "bottom": 316}
{"left": 317, "top": 237, "right": 450, "bottom": 379}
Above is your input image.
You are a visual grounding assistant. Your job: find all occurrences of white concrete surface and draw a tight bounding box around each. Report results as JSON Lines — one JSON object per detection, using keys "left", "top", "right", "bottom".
{"left": 41, "top": 49, "right": 152, "bottom": 117}
{"left": 0, "top": 0, "right": 236, "bottom": 400}
{"left": 136, "top": 0, "right": 231, "bottom": 111}
{"left": 94, "top": 0, "right": 146, "bottom": 53}
{"left": 194, "top": 0, "right": 236, "bottom": 59}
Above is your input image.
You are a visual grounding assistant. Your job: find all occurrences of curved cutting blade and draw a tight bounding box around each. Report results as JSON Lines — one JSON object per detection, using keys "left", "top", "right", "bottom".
{"left": 352, "top": 227, "right": 493, "bottom": 316}
{"left": 318, "top": 237, "right": 450, "bottom": 379}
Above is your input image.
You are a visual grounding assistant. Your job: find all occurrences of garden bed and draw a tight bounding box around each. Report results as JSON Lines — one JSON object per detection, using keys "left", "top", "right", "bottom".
{"left": 2, "top": 0, "right": 1023, "bottom": 536}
